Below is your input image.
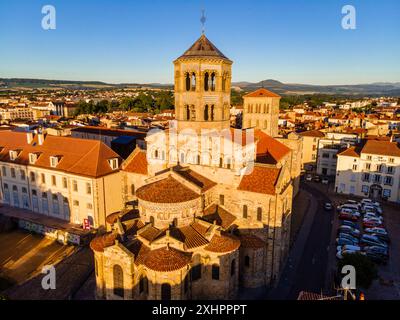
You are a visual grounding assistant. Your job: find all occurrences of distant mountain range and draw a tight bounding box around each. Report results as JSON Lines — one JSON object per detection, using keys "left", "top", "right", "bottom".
{"left": 231, "top": 79, "right": 400, "bottom": 96}
{"left": 1, "top": 78, "right": 399, "bottom": 96}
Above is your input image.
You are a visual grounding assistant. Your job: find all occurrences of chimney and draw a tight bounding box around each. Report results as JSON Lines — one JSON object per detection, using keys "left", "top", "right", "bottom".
{"left": 38, "top": 133, "right": 45, "bottom": 145}
{"left": 26, "top": 132, "right": 33, "bottom": 144}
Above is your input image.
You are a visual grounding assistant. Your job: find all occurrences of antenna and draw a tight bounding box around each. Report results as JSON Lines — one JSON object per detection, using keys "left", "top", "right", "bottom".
{"left": 200, "top": 9, "right": 206, "bottom": 34}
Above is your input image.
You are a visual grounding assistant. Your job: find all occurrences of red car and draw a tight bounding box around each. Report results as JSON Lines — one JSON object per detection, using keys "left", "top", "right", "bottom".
{"left": 339, "top": 212, "right": 358, "bottom": 221}
{"left": 363, "top": 220, "right": 383, "bottom": 228}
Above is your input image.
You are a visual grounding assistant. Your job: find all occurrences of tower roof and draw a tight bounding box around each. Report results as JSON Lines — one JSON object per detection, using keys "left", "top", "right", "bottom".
{"left": 177, "top": 34, "right": 231, "bottom": 61}
{"left": 243, "top": 88, "right": 281, "bottom": 98}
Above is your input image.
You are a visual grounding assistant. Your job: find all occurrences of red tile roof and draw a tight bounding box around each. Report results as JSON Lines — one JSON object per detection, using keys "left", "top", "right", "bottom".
{"left": 123, "top": 148, "right": 148, "bottom": 175}
{"left": 170, "top": 225, "right": 209, "bottom": 249}
{"left": 243, "top": 88, "right": 281, "bottom": 98}
{"left": 255, "top": 130, "right": 291, "bottom": 164}
{"left": 361, "top": 140, "right": 400, "bottom": 157}
{"left": 299, "top": 130, "right": 325, "bottom": 138}
{"left": 136, "top": 175, "right": 200, "bottom": 203}
{"left": 174, "top": 167, "right": 217, "bottom": 191}
{"left": 143, "top": 246, "right": 192, "bottom": 272}
{"left": 0, "top": 131, "right": 121, "bottom": 178}
{"left": 90, "top": 232, "right": 117, "bottom": 252}
{"left": 202, "top": 204, "right": 237, "bottom": 229}
{"left": 337, "top": 146, "right": 361, "bottom": 158}
{"left": 238, "top": 166, "right": 281, "bottom": 195}
{"left": 205, "top": 233, "right": 241, "bottom": 253}
{"left": 239, "top": 234, "right": 265, "bottom": 249}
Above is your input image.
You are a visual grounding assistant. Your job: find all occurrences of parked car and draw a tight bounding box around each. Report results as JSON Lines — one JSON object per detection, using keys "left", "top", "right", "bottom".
{"left": 364, "top": 213, "right": 382, "bottom": 221}
{"left": 361, "top": 199, "right": 380, "bottom": 207}
{"left": 336, "top": 238, "right": 358, "bottom": 246}
{"left": 339, "top": 212, "right": 358, "bottom": 222}
{"left": 336, "top": 245, "right": 361, "bottom": 252}
{"left": 371, "top": 233, "right": 390, "bottom": 244}
{"left": 340, "top": 204, "right": 360, "bottom": 212}
{"left": 341, "top": 208, "right": 361, "bottom": 218}
{"left": 336, "top": 250, "right": 364, "bottom": 260}
{"left": 324, "top": 202, "right": 333, "bottom": 210}
{"left": 363, "top": 220, "right": 384, "bottom": 228}
{"left": 322, "top": 177, "right": 329, "bottom": 184}
{"left": 338, "top": 226, "right": 361, "bottom": 237}
{"left": 306, "top": 174, "right": 312, "bottom": 182}
{"left": 360, "top": 235, "right": 388, "bottom": 248}
{"left": 341, "top": 220, "right": 359, "bottom": 229}
{"left": 364, "top": 227, "right": 388, "bottom": 236}
{"left": 345, "top": 200, "right": 360, "bottom": 206}
{"left": 338, "top": 233, "right": 359, "bottom": 243}
{"left": 364, "top": 246, "right": 389, "bottom": 257}
{"left": 313, "top": 175, "right": 321, "bottom": 182}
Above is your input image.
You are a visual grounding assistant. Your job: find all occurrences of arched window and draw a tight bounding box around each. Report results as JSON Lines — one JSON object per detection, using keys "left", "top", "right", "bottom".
{"left": 197, "top": 154, "right": 201, "bottom": 164}
{"left": 230, "top": 259, "right": 236, "bottom": 276}
{"left": 245, "top": 256, "right": 250, "bottom": 267}
{"left": 211, "top": 105, "right": 214, "bottom": 121}
{"left": 222, "top": 75, "right": 226, "bottom": 91}
{"left": 186, "top": 105, "right": 190, "bottom": 120}
{"left": 204, "top": 72, "right": 209, "bottom": 91}
{"left": 191, "top": 73, "right": 196, "bottom": 91}
{"left": 243, "top": 205, "right": 248, "bottom": 218}
{"left": 212, "top": 264, "right": 220, "bottom": 280}
{"left": 154, "top": 149, "right": 159, "bottom": 158}
{"left": 150, "top": 216, "right": 155, "bottom": 225}
{"left": 161, "top": 283, "right": 171, "bottom": 300}
{"left": 219, "top": 157, "right": 223, "bottom": 168}
{"left": 172, "top": 218, "right": 178, "bottom": 227}
{"left": 211, "top": 73, "right": 216, "bottom": 91}
{"left": 180, "top": 153, "right": 185, "bottom": 164}
{"left": 139, "top": 275, "right": 148, "bottom": 294}
{"left": 113, "top": 264, "right": 124, "bottom": 297}
{"left": 130, "top": 184, "right": 135, "bottom": 196}
{"left": 161, "top": 150, "right": 165, "bottom": 160}
{"left": 263, "top": 104, "right": 267, "bottom": 113}
{"left": 185, "top": 73, "right": 190, "bottom": 91}
{"left": 204, "top": 105, "right": 209, "bottom": 121}
{"left": 257, "top": 207, "right": 262, "bottom": 221}
{"left": 264, "top": 120, "right": 268, "bottom": 129}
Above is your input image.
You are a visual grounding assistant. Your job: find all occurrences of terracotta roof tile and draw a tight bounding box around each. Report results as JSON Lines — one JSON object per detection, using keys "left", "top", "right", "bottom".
{"left": 239, "top": 234, "right": 265, "bottom": 249}
{"left": 143, "top": 246, "right": 192, "bottom": 272}
{"left": 174, "top": 167, "right": 217, "bottom": 191}
{"left": 90, "top": 232, "right": 117, "bottom": 252}
{"left": 170, "top": 225, "right": 209, "bottom": 249}
{"left": 177, "top": 34, "right": 230, "bottom": 61}
{"left": 299, "top": 130, "right": 325, "bottom": 138}
{"left": 238, "top": 166, "right": 281, "bottom": 195}
{"left": 337, "top": 146, "right": 361, "bottom": 158}
{"left": 0, "top": 131, "right": 121, "bottom": 178}
{"left": 205, "top": 233, "right": 241, "bottom": 253}
{"left": 139, "top": 226, "right": 164, "bottom": 242}
{"left": 243, "top": 88, "right": 281, "bottom": 98}
{"left": 361, "top": 140, "right": 400, "bottom": 157}
{"left": 254, "top": 130, "right": 291, "bottom": 164}
{"left": 127, "top": 239, "right": 150, "bottom": 265}
{"left": 136, "top": 175, "right": 200, "bottom": 203}
{"left": 123, "top": 148, "right": 148, "bottom": 175}
{"left": 202, "top": 204, "right": 236, "bottom": 229}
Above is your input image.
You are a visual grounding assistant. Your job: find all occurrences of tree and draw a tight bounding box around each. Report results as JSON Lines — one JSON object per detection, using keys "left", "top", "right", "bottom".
{"left": 337, "top": 253, "right": 378, "bottom": 289}
{"left": 154, "top": 90, "right": 174, "bottom": 112}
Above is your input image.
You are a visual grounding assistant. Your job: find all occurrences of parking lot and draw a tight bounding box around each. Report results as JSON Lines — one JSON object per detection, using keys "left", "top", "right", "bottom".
{"left": 324, "top": 185, "right": 400, "bottom": 299}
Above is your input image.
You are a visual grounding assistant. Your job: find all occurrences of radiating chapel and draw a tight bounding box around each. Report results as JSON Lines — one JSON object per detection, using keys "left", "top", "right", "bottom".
{"left": 90, "top": 34, "right": 301, "bottom": 300}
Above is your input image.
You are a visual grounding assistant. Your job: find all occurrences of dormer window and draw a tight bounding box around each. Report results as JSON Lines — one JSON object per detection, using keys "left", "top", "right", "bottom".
{"left": 108, "top": 158, "right": 119, "bottom": 170}
{"left": 50, "top": 156, "right": 60, "bottom": 168}
{"left": 29, "top": 153, "right": 38, "bottom": 164}
{"left": 9, "top": 150, "right": 18, "bottom": 161}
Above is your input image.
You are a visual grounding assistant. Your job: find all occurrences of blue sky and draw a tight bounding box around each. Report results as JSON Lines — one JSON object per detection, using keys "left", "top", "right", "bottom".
{"left": 0, "top": 0, "right": 399, "bottom": 85}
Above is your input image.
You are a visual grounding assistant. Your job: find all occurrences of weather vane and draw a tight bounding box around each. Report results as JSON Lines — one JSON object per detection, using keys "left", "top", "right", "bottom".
{"left": 200, "top": 9, "right": 206, "bottom": 34}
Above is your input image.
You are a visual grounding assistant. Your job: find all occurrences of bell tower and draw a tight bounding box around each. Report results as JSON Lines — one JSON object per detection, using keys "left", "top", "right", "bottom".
{"left": 173, "top": 34, "right": 232, "bottom": 132}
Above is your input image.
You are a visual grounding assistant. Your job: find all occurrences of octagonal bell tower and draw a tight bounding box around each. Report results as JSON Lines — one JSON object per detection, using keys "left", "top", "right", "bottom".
{"left": 173, "top": 34, "right": 232, "bottom": 133}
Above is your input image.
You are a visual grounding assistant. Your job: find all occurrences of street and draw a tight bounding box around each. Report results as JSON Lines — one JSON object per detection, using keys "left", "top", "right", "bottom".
{"left": 267, "top": 181, "right": 334, "bottom": 299}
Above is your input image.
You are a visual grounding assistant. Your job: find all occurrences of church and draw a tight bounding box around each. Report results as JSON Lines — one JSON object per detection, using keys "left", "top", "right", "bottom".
{"left": 90, "top": 33, "right": 302, "bottom": 300}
